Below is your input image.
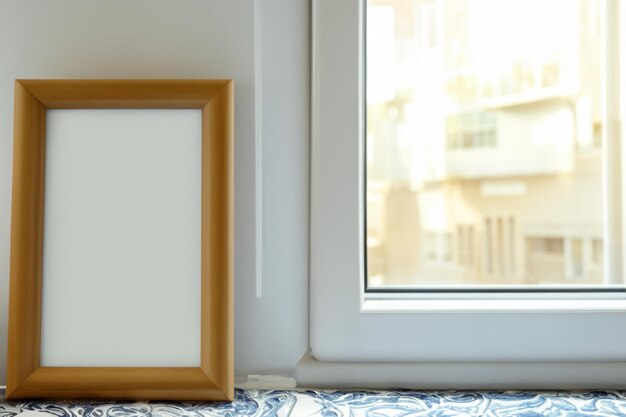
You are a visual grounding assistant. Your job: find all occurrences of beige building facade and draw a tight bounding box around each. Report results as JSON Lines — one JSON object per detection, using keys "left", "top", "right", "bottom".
{"left": 367, "top": 0, "right": 608, "bottom": 286}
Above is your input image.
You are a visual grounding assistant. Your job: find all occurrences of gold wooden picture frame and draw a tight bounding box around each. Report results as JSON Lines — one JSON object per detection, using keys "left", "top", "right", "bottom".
{"left": 6, "top": 80, "right": 234, "bottom": 401}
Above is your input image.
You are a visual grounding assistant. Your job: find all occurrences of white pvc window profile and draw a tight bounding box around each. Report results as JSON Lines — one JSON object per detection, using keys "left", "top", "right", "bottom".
{"left": 310, "top": 0, "right": 626, "bottom": 369}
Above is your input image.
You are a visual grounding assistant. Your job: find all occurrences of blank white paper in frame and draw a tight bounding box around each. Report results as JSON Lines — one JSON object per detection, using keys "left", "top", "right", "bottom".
{"left": 40, "top": 109, "right": 202, "bottom": 367}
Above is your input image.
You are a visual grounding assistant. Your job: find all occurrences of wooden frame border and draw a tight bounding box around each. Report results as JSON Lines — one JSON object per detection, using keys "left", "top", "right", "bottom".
{"left": 6, "top": 80, "right": 234, "bottom": 401}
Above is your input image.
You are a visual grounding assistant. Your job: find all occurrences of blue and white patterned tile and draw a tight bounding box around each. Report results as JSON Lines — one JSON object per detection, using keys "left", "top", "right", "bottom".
{"left": 1, "top": 389, "right": 626, "bottom": 417}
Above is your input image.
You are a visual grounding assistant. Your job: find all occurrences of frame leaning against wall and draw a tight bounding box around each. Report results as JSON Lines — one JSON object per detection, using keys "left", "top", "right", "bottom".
{"left": 6, "top": 80, "right": 234, "bottom": 401}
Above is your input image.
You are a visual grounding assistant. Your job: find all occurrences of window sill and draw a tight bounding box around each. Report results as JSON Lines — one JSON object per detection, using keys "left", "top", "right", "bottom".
{"left": 295, "top": 353, "right": 626, "bottom": 390}
{"left": 361, "top": 298, "right": 626, "bottom": 314}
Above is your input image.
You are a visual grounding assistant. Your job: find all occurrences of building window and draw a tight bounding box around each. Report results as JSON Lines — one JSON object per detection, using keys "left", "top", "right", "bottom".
{"left": 425, "top": 231, "right": 452, "bottom": 264}
{"left": 446, "top": 112, "right": 497, "bottom": 149}
{"left": 456, "top": 224, "right": 475, "bottom": 267}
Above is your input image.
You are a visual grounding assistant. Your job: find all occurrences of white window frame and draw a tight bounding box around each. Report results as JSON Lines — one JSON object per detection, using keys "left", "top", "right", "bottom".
{"left": 307, "top": 0, "right": 626, "bottom": 386}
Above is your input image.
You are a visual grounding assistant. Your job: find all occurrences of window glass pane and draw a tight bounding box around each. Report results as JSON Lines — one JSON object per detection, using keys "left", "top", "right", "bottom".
{"left": 366, "top": 0, "right": 621, "bottom": 287}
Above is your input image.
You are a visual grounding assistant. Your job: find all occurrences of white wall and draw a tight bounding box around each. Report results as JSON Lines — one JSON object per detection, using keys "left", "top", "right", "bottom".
{"left": 0, "top": 0, "right": 309, "bottom": 383}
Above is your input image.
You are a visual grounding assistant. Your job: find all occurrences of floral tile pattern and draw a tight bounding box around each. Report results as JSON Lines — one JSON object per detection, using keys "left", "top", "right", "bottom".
{"left": 1, "top": 389, "right": 626, "bottom": 416}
